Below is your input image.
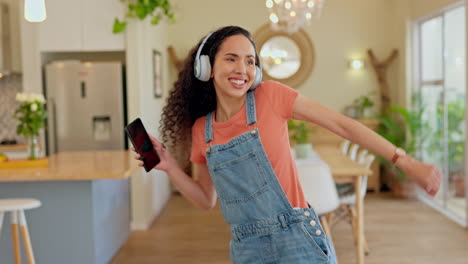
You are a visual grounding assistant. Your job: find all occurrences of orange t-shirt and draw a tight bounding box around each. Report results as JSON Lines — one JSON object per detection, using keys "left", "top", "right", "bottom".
{"left": 190, "top": 80, "right": 308, "bottom": 209}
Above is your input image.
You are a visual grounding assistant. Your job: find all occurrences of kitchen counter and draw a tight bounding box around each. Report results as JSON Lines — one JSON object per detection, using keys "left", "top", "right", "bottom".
{"left": 0, "top": 150, "right": 140, "bottom": 264}
{"left": 0, "top": 151, "right": 139, "bottom": 181}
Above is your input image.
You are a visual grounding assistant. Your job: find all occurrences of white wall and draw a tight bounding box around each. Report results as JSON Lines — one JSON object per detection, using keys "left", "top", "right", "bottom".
{"left": 411, "top": 0, "right": 462, "bottom": 19}
{"left": 125, "top": 19, "right": 172, "bottom": 230}
{"left": 0, "top": 0, "right": 22, "bottom": 72}
{"left": 167, "top": 0, "right": 399, "bottom": 113}
{"left": 19, "top": 1, "right": 41, "bottom": 94}
{"left": 394, "top": 0, "right": 413, "bottom": 106}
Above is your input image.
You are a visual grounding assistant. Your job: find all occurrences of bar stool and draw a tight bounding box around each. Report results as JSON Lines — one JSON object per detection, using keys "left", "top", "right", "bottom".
{"left": 0, "top": 199, "right": 41, "bottom": 264}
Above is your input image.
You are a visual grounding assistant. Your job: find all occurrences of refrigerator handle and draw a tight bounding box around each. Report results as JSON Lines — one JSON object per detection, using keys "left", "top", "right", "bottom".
{"left": 47, "top": 97, "right": 58, "bottom": 154}
{"left": 81, "top": 81, "right": 86, "bottom": 98}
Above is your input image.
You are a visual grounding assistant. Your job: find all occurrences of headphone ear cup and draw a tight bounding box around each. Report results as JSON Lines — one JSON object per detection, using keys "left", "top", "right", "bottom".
{"left": 250, "top": 66, "right": 263, "bottom": 90}
{"left": 197, "top": 55, "right": 211, "bottom": 82}
{"left": 194, "top": 57, "right": 201, "bottom": 79}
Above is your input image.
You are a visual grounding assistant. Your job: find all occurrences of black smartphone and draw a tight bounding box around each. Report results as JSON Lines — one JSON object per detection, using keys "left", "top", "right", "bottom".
{"left": 125, "top": 118, "right": 160, "bottom": 172}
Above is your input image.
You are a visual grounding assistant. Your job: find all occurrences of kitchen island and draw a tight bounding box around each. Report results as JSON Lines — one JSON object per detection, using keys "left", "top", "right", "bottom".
{"left": 0, "top": 151, "right": 139, "bottom": 264}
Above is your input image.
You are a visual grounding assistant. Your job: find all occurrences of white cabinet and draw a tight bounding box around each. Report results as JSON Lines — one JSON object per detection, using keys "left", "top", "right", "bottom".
{"left": 39, "top": 0, "right": 124, "bottom": 52}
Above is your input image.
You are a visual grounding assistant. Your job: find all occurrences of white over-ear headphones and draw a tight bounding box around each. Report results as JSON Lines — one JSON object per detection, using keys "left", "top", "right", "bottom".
{"left": 193, "top": 31, "right": 263, "bottom": 90}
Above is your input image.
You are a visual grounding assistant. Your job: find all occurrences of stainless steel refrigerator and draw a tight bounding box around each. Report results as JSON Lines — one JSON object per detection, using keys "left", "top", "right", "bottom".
{"left": 45, "top": 60, "right": 126, "bottom": 154}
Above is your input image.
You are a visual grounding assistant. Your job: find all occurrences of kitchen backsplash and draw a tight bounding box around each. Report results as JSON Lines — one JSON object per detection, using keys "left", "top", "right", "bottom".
{"left": 0, "top": 74, "right": 24, "bottom": 144}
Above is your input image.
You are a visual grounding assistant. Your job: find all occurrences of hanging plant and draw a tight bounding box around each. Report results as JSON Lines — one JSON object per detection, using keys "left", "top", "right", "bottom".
{"left": 113, "top": 0, "right": 176, "bottom": 34}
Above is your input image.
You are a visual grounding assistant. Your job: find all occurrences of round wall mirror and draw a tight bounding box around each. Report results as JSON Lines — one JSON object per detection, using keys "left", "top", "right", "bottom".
{"left": 260, "top": 36, "right": 301, "bottom": 79}
{"left": 254, "top": 24, "right": 314, "bottom": 88}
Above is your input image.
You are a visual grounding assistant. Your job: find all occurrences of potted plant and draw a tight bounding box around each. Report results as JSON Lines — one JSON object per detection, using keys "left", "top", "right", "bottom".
{"left": 13, "top": 92, "right": 47, "bottom": 160}
{"left": 344, "top": 93, "right": 376, "bottom": 119}
{"left": 376, "top": 100, "right": 428, "bottom": 199}
{"left": 288, "top": 120, "right": 313, "bottom": 159}
{"left": 353, "top": 94, "right": 375, "bottom": 119}
{"left": 453, "top": 173, "right": 465, "bottom": 197}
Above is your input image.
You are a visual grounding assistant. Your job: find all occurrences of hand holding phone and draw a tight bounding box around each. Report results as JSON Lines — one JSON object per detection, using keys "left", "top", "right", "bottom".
{"left": 125, "top": 118, "right": 160, "bottom": 172}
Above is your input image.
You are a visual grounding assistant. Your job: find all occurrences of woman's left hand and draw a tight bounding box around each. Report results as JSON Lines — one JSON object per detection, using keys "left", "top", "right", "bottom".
{"left": 401, "top": 157, "right": 442, "bottom": 197}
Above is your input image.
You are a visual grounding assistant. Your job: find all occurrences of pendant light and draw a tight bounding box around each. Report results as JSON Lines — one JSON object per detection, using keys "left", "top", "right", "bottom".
{"left": 24, "top": 0, "right": 47, "bottom": 22}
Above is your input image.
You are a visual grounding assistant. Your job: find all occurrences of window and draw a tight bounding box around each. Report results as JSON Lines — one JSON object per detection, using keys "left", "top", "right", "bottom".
{"left": 416, "top": 4, "right": 466, "bottom": 226}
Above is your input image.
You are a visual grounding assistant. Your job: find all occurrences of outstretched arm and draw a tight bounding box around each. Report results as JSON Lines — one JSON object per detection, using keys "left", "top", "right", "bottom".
{"left": 292, "top": 94, "right": 442, "bottom": 196}
{"left": 132, "top": 135, "right": 217, "bottom": 210}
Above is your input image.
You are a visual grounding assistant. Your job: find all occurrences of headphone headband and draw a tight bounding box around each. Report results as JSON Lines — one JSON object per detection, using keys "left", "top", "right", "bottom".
{"left": 195, "top": 31, "right": 214, "bottom": 63}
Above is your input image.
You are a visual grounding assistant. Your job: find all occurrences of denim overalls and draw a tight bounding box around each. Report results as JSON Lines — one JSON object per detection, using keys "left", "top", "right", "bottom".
{"left": 205, "top": 90, "right": 338, "bottom": 263}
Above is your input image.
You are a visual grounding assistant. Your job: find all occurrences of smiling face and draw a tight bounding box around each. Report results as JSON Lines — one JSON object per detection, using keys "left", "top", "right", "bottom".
{"left": 211, "top": 34, "right": 258, "bottom": 100}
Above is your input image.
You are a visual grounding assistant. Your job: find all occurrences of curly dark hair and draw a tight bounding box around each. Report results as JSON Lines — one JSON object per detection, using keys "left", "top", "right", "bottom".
{"left": 159, "top": 26, "right": 261, "bottom": 170}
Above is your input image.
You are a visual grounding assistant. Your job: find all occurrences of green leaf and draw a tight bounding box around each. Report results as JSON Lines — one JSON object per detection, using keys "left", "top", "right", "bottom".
{"left": 134, "top": 2, "right": 147, "bottom": 19}
{"left": 113, "top": 18, "right": 127, "bottom": 34}
{"left": 147, "top": 0, "right": 158, "bottom": 12}
{"left": 151, "top": 14, "right": 161, "bottom": 25}
{"left": 168, "top": 14, "right": 176, "bottom": 23}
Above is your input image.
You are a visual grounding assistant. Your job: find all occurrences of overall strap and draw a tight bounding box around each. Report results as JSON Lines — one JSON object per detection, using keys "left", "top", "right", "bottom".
{"left": 246, "top": 90, "right": 257, "bottom": 126}
{"left": 204, "top": 111, "right": 214, "bottom": 143}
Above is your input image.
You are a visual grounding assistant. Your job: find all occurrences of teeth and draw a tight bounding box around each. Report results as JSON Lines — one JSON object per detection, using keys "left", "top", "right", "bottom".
{"left": 231, "top": 80, "right": 245, "bottom": 85}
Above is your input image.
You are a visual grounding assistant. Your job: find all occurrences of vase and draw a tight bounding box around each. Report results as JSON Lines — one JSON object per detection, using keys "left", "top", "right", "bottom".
{"left": 294, "top": 143, "right": 313, "bottom": 159}
{"left": 391, "top": 180, "right": 417, "bottom": 199}
{"left": 26, "top": 135, "right": 40, "bottom": 160}
{"left": 453, "top": 174, "right": 465, "bottom": 197}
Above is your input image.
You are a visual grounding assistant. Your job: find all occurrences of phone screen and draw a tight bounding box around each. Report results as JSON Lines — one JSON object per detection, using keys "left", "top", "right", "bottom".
{"left": 125, "top": 118, "right": 160, "bottom": 172}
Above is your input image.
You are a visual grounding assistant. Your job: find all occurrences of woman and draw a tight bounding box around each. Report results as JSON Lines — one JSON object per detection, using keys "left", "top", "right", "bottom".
{"left": 133, "top": 26, "right": 441, "bottom": 263}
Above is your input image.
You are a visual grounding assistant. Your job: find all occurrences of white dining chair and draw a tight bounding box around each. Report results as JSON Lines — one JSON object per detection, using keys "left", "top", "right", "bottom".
{"left": 337, "top": 148, "right": 369, "bottom": 196}
{"left": 348, "top": 143, "right": 360, "bottom": 161}
{"left": 339, "top": 140, "right": 351, "bottom": 155}
{"left": 340, "top": 154, "right": 374, "bottom": 204}
{"left": 296, "top": 161, "right": 340, "bottom": 240}
{"left": 357, "top": 149, "right": 368, "bottom": 164}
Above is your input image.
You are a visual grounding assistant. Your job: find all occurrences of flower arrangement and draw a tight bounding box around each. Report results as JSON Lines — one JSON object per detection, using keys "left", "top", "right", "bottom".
{"left": 13, "top": 92, "right": 47, "bottom": 159}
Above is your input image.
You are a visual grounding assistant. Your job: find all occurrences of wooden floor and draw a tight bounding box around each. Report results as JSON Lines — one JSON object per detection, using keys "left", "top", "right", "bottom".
{"left": 111, "top": 193, "right": 468, "bottom": 264}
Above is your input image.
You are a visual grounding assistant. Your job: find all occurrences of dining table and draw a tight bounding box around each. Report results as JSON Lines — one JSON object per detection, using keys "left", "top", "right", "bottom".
{"left": 313, "top": 145, "right": 373, "bottom": 264}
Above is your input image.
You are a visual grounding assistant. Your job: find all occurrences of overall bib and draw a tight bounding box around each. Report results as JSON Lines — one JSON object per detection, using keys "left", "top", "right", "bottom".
{"left": 205, "top": 90, "right": 337, "bottom": 263}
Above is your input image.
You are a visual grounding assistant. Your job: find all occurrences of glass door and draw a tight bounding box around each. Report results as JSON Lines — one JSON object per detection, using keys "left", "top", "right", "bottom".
{"left": 416, "top": 4, "right": 466, "bottom": 226}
